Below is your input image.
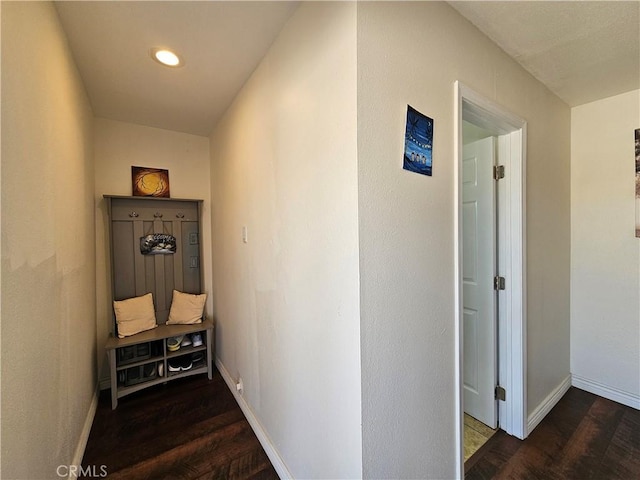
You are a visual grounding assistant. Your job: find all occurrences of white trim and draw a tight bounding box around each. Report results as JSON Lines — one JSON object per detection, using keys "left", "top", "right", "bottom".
{"left": 527, "top": 375, "right": 571, "bottom": 435}
{"left": 454, "top": 82, "right": 465, "bottom": 480}
{"left": 215, "top": 358, "right": 293, "bottom": 479}
{"left": 572, "top": 374, "right": 640, "bottom": 410}
{"left": 68, "top": 384, "right": 100, "bottom": 480}
{"left": 454, "top": 81, "right": 528, "bottom": 478}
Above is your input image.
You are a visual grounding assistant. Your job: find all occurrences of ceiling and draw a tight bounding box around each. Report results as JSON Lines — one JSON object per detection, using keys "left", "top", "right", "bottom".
{"left": 55, "top": 1, "right": 299, "bottom": 137}
{"left": 449, "top": 1, "right": 640, "bottom": 107}
{"left": 55, "top": 1, "right": 639, "bottom": 137}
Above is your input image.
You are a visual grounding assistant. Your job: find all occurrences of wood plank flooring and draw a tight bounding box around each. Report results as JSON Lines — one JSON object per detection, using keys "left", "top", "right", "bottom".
{"left": 83, "top": 377, "right": 638, "bottom": 480}
{"left": 81, "top": 368, "right": 279, "bottom": 480}
{"left": 465, "top": 387, "right": 640, "bottom": 480}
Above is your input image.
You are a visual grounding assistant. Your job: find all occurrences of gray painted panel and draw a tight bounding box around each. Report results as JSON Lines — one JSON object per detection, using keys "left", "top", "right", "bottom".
{"left": 110, "top": 197, "right": 198, "bottom": 222}
{"left": 181, "top": 221, "right": 200, "bottom": 294}
{"left": 153, "top": 219, "right": 167, "bottom": 313}
{"left": 108, "top": 197, "right": 202, "bottom": 332}
{"left": 172, "top": 220, "right": 183, "bottom": 292}
{"left": 133, "top": 221, "right": 146, "bottom": 296}
{"left": 112, "top": 222, "right": 135, "bottom": 300}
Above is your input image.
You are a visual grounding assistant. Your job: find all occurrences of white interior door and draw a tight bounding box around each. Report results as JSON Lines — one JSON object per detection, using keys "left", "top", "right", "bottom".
{"left": 462, "top": 136, "right": 497, "bottom": 429}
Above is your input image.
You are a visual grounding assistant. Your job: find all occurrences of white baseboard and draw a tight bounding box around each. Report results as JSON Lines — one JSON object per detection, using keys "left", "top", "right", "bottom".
{"left": 215, "top": 358, "right": 293, "bottom": 479}
{"left": 572, "top": 374, "right": 640, "bottom": 410}
{"left": 69, "top": 383, "right": 100, "bottom": 479}
{"left": 527, "top": 375, "right": 571, "bottom": 435}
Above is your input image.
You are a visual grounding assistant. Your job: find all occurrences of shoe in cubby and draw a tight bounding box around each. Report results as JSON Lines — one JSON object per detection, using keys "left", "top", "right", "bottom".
{"left": 191, "top": 332, "right": 203, "bottom": 347}
{"left": 167, "top": 335, "right": 184, "bottom": 352}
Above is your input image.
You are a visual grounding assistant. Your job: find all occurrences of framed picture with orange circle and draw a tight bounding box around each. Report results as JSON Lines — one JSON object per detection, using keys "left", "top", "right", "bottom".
{"left": 131, "top": 166, "right": 170, "bottom": 198}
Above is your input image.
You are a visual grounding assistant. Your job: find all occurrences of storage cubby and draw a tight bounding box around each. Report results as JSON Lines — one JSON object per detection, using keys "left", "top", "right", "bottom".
{"left": 106, "top": 320, "right": 214, "bottom": 409}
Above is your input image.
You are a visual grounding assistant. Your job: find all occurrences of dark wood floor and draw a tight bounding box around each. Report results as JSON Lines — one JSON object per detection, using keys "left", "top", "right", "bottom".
{"left": 466, "top": 387, "right": 640, "bottom": 480}
{"left": 83, "top": 376, "right": 638, "bottom": 480}
{"left": 81, "top": 368, "right": 279, "bottom": 479}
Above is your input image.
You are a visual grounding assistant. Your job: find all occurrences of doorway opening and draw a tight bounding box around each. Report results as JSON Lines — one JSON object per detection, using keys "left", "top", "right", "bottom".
{"left": 461, "top": 132, "right": 499, "bottom": 461}
{"left": 454, "top": 82, "right": 528, "bottom": 477}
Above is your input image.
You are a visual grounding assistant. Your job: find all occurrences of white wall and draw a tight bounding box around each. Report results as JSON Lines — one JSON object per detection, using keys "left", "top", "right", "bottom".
{"left": 93, "top": 118, "right": 211, "bottom": 379}
{"left": 1, "top": 2, "right": 96, "bottom": 478}
{"left": 357, "top": 2, "right": 571, "bottom": 477}
{"left": 571, "top": 89, "right": 640, "bottom": 408}
{"left": 209, "top": 3, "right": 361, "bottom": 478}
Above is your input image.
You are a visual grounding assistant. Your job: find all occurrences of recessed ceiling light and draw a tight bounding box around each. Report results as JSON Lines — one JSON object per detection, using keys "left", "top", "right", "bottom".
{"left": 150, "top": 48, "right": 184, "bottom": 68}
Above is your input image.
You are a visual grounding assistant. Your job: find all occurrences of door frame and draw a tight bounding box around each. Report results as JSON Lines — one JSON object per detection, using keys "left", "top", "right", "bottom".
{"left": 454, "top": 82, "right": 528, "bottom": 477}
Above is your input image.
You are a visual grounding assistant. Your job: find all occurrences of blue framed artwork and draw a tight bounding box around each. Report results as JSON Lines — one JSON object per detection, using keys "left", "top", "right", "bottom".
{"left": 403, "top": 105, "right": 434, "bottom": 176}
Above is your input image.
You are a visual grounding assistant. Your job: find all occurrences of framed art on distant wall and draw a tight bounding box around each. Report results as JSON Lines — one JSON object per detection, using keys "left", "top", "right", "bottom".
{"left": 132, "top": 166, "right": 170, "bottom": 197}
{"left": 403, "top": 105, "right": 434, "bottom": 176}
